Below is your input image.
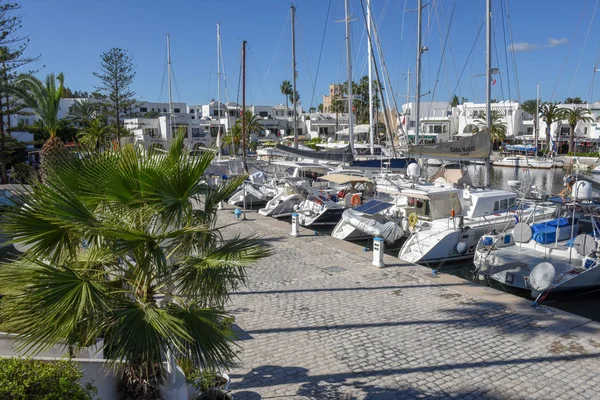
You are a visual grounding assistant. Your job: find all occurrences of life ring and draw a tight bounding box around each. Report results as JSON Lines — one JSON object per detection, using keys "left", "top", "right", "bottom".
{"left": 351, "top": 194, "right": 361, "bottom": 206}
{"left": 408, "top": 213, "right": 419, "bottom": 229}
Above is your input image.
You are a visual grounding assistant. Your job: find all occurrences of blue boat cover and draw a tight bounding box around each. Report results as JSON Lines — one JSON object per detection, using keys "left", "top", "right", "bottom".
{"left": 531, "top": 218, "right": 578, "bottom": 244}
{"left": 354, "top": 200, "right": 393, "bottom": 215}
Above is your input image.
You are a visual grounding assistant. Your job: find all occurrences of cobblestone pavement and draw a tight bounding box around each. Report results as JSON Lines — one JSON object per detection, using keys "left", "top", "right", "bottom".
{"left": 219, "top": 210, "right": 600, "bottom": 400}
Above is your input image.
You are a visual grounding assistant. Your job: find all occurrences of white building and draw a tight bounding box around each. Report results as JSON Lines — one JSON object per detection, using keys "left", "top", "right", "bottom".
{"left": 399, "top": 101, "right": 456, "bottom": 144}
{"left": 124, "top": 114, "right": 219, "bottom": 152}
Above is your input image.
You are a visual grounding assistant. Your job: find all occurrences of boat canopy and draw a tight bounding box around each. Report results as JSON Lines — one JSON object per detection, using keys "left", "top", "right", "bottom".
{"left": 406, "top": 130, "right": 491, "bottom": 160}
{"left": 274, "top": 143, "right": 354, "bottom": 162}
{"left": 320, "top": 174, "right": 373, "bottom": 185}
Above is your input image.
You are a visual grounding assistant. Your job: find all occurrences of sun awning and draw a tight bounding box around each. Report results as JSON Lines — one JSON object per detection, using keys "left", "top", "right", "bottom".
{"left": 320, "top": 174, "right": 373, "bottom": 184}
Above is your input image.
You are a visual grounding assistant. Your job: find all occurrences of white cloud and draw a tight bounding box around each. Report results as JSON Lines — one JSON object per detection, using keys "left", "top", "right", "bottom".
{"left": 547, "top": 37, "right": 568, "bottom": 47}
{"left": 507, "top": 42, "right": 537, "bottom": 52}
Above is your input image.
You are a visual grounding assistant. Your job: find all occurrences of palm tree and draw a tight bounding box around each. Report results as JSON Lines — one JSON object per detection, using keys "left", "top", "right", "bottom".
{"left": 0, "top": 132, "right": 270, "bottom": 394}
{"left": 239, "top": 109, "right": 263, "bottom": 136}
{"left": 9, "top": 73, "right": 66, "bottom": 171}
{"left": 330, "top": 96, "right": 344, "bottom": 133}
{"left": 280, "top": 80, "right": 292, "bottom": 118}
{"left": 520, "top": 99, "right": 539, "bottom": 145}
{"left": 78, "top": 118, "right": 109, "bottom": 150}
{"left": 473, "top": 110, "right": 507, "bottom": 145}
{"left": 67, "top": 99, "right": 97, "bottom": 128}
{"left": 222, "top": 123, "right": 242, "bottom": 155}
{"left": 539, "top": 103, "right": 567, "bottom": 153}
{"left": 564, "top": 107, "right": 593, "bottom": 154}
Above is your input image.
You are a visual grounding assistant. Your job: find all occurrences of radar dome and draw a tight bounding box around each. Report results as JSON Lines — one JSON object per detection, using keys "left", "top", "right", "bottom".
{"left": 407, "top": 163, "right": 421, "bottom": 178}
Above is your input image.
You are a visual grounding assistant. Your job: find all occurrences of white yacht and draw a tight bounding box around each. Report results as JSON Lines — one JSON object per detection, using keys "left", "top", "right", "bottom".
{"left": 331, "top": 164, "right": 464, "bottom": 243}
{"left": 296, "top": 174, "right": 375, "bottom": 227}
{"left": 258, "top": 182, "right": 308, "bottom": 218}
{"left": 473, "top": 218, "right": 600, "bottom": 297}
{"left": 493, "top": 155, "right": 563, "bottom": 169}
{"left": 398, "top": 188, "right": 559, "bottom": 264}
{"left": 473, "top": 180, "right": 600, "bottom": 297}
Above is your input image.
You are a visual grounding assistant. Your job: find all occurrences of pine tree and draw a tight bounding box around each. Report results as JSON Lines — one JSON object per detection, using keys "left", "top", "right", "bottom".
{"left": 93, "top": 48, "right": 137, "bottom": 142}
{"left": 0, "top": 2, "right": 40, "bottom": 183}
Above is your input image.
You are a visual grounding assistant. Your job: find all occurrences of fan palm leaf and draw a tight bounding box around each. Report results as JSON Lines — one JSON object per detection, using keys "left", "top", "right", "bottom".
{"left": 0, "top": 132, "right": 271, "bottom": 386}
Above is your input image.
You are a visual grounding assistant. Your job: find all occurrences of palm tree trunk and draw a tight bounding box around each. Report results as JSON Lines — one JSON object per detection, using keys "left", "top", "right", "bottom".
{"left": 546, "top": 124, "right": 551, "bottom": 153}
{"left": 0, "top": 95, "right": 6, "bottom": 184}
{"left": 335, "top": 111, "right": 339, "bottom": 133}
{"left": 568, "top": 125, "right": 575, "bottom": 154}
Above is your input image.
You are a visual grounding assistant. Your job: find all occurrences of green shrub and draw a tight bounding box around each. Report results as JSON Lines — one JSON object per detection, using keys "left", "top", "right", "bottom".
{"left": 0, "top": 358, "right": 97, "bottom": 400}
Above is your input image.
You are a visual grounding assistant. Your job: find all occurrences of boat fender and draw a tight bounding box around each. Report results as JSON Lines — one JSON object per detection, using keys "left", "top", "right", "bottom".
{"left": 351, "top": 194, "right": 361, "bottom": 207}
{"left": 482, "top": 236, "right": 493, "bottom": 246}
{"left": 456, "top": 241, "right": 468, "bottom": 254}
{"left": 408, "top": 213, "right": 419, "bottom": 230}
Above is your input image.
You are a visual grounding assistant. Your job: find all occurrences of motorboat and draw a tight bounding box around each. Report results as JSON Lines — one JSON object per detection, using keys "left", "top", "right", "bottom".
{"left": 296, "top": 174, "right": 376, "bottom": 227}
{"left": 332, "top": 163, "right": 471, "bottom": 244}
{"left": 493, "top": 155, "right": 563, "bottom": 169}
{"left": 258, "top": 182, "right": 308, "bottom": 218}
{"left": 398, "top": 188, "right": 559, "bottom": 264}
{"left": 227, "top": 171, "right": 278, "bottom": 207}
{"left": 331, "top": 199, "right": 405, "bottom": 244}
{"left": 473, "top": 179, "right": 600, "bottom": 297}
{"left": 472, "top": 217, "right": 600, "bottom": 297}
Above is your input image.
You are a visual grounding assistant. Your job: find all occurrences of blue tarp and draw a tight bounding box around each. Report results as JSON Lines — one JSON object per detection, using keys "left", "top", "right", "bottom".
{"left": 531, "top": 218, "right": 578, "bottom": 244}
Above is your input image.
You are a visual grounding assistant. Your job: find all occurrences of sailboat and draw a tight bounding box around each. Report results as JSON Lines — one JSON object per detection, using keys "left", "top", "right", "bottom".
{"left": 473, "top": 177, "right": 600, "bottom": 298}
{"left": 397, "top": 0, "right": 559, "bottom": 265}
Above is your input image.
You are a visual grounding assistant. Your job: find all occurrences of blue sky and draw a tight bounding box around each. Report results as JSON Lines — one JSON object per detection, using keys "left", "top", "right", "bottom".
{"left": 19, "top": 0, "right": 600, "bottom": 108}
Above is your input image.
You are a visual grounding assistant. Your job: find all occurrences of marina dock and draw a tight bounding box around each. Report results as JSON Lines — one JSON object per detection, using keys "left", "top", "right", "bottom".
{"left": 220, "top": 208, "right": 600, "bottom": 399}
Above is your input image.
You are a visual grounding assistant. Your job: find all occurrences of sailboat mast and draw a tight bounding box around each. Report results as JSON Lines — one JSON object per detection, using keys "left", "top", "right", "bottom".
{"left": 484, "top": 0, "right": 492, "bottom": 187}
{"left": 242, "top": 40, "right": 247, "bottom": 173}
{"left": 367, "top": 0, "right": 374, "bottom": 155}
{"left": 415, "top": 0, "right": 423, "bottom": 146}
{"left": 167, "top": 33, "right": 174, "bottom": 134}
{"left": 345, "top": 0, "right": 355, "bottom": 154}
{"left": 217, "top": 22, "right": 222, "bottom": 159}
{"left": 535, "top": 82, "right": 540, "bottom": 154}
{"left": 291, "top": 5, "right": 298, "bottom": 149}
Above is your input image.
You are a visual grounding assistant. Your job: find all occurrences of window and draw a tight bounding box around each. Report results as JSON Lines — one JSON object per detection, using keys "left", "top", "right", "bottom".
{"left": 192, "top": 127, "right": 201, "bottom": 138}
{"left": 526, "top": 127, "right": 533, "bottom": 135}
{"left": 560, "top": 127, "right": 570, "bottom": 136}
{"left": 163, "top": 108, "right": 167, "bottom": 112}
{"left": 500, "top": 199, "right": 508, "bottom": 210}
{"left": 210, "top": 126, "right": 221, "bottom": 137}
{"left": 409, "top": 121, "right": 416, "bottom": 128}
{"left": 191, "top": 116, "right": 195, "bottom": 120}
{"left": 584, "top": 127, "right": 588, "bottom": 135}
{"left": 213, "top": 110, "right": 218, "bottom": 117}
{"left": 172, "top": 126, "right": 188, "bottom": 138}
{"left": 189, "top": 109, "right": 195, "bottom": 114}
{"left": 140, "top": 107, "right": 148, "bottom": 112}
{"left": 318, "top": 127, "right": 329, "bottom": 135}
{"left": 493, "top": 201, "right": 499, "bottom": 211}
{"left": 143, "top": 128, "right": 158, "bottom": 137}
{"left": 174, "top": 108, "right": 180, "bottom": 113}
{"left": 259, "top": 111, "right": 268, "bottom": 117}
{"left": 151, "top": 108, "right": 155, "bottom": 111}
{"left": 507, "top": 109, "right": 513, "bottom": 116}
{"left": 508, "top": 197, "right": 516, "bottom": 208}
{"left": 275, "top": 110, "right": 285, "bottom": 117}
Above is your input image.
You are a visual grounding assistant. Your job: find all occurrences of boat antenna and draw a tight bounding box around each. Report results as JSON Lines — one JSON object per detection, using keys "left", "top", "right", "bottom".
{"left": 484, "top": 0, "right": 492, "bottom": 187}
{"left": 367, "top": 0, "right": 374, "bottom": 155}
{"left": 344, "top": 0, "right": 355, "bottom": 155}
{"left": 217, "top": 22, "right": 222, "bottom": 159}
{"left": 291, "top": 5, "right": 299, "bottom": 149}
{"left": 167, "top": 33, "right": 174, "bottom": 137}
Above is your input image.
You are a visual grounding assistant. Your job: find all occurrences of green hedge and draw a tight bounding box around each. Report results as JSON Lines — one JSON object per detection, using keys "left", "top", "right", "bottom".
{"left": 0, "top": 358, "right": 97, "bottom": 400}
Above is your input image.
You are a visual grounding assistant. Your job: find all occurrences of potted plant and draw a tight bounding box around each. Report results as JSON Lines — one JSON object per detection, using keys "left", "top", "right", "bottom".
{"left": 195, "top": 369, "right": 231, "bottom": 400}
